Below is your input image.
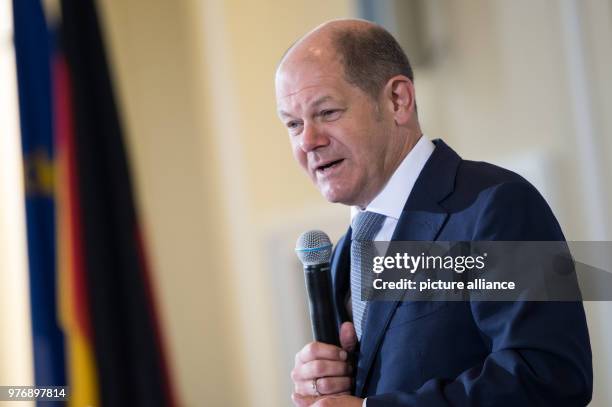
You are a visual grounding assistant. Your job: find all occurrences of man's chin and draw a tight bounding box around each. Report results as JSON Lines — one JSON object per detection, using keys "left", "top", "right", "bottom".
{"left": 319, "top": 187, "right": 356, "bottom": 206}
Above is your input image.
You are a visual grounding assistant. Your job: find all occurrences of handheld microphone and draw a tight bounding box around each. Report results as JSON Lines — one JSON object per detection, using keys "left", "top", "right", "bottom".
{"left": 295, "top": 230, "right": 340, "bottom": 346}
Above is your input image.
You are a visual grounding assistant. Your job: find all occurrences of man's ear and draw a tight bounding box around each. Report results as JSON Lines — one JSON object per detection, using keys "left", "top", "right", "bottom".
{"left": 382, "top": 75, "right": 415, "bottom": 125}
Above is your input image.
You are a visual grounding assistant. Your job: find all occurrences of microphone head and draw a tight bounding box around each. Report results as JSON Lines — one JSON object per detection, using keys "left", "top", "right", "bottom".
{"left": 295, "top": 230, "right": 333, "bottom": 266}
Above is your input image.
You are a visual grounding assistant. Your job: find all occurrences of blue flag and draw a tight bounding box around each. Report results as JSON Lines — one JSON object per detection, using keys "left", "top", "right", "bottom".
{"left": 13, "top": 0, "right": 66, "bottom": 391}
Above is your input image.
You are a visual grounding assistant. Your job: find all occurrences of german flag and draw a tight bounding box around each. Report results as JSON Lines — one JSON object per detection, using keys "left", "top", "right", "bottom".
{"left": 14, "top": 0, "right": 176, "bottom": 405}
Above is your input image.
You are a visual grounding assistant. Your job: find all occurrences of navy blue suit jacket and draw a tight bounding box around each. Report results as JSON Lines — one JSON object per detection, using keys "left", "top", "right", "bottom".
{"left": 330, "top": 140, "right": 592, "bottom": 406}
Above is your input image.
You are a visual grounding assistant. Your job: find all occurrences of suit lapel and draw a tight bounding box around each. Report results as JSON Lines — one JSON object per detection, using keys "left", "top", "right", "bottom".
{"left": 355, "top": 139, "right": 461, "bottom": 397}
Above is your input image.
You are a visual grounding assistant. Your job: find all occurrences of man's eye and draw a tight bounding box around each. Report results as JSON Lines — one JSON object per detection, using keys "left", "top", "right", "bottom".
{"left": 286, "top": 121, "right": 303, "bottom": 134}
{"left": 287, "top": 121, "right": 301, "bottom": 129}
{"left": 320, "top": 109, "right": 341, "bottom": 120}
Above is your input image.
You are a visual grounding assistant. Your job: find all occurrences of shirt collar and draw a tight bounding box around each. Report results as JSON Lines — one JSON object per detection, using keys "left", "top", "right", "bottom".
{"left": 351, "top": 134, "right": 435, "bottom": 221}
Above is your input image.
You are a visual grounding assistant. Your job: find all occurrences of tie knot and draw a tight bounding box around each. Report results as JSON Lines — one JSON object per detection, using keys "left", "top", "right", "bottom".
{"left": 352, "top": 211, "right": 386, "bottom": 241}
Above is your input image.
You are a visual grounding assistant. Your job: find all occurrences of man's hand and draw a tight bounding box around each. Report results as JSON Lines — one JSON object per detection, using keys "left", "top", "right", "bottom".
{"left": 291, "top": 322, "right": 358, "bottom": 406}
{"left": 293, "top": 394, "right": 363, "bottom": 407}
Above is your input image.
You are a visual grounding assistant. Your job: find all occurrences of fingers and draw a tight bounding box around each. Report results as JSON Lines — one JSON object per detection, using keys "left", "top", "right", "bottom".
{"left": 311, "top": 395, "right": 361, "bottom": 407}
{"left": 292, "top": 359, "right": 352, "bottom": 382}
{"left": 339, "top": 322, "right": 357, "bottom": 353}
{"left": 291, "top": 340, "right": 354, "bottom": 402}
{"left": 293, "top": 376, "right": 352, "bottom": 396}
{"left": 296, "top": 341, "right": 348, "bottom": 366}
{"left": 292, "top": 392, "right": 316, "bottom": 407}
{"left": 315, "top": 377, "right": 353, "bottom": 395}
{"left": 292, "top": 392, "right": 351, "bottom": 407}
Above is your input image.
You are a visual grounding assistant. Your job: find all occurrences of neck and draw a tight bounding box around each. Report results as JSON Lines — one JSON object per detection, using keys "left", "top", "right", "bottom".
{"left": 384, "top": 127, "right": 422, "bottom": 184}
{"left": 354, "top": 128, "right": 423, "bottom": 209}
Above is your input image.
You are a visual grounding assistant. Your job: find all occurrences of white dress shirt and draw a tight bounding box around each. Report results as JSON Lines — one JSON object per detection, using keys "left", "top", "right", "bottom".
{"left": 350, "top": 135, "right": 435, "bottom": 406}
{"left": 351, "top": 134, "right": 435, "bottom": 239}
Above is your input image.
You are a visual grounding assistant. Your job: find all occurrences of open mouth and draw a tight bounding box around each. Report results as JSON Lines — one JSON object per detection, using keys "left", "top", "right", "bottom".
{"left": 316, "top": 159, "right": 344, "bottom": 174}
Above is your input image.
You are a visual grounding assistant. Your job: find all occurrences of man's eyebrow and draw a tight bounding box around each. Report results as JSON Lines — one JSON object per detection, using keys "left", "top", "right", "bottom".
{"left": 278, "top": 95, "right": 336, "bottom": 118}
{"left": 311, "top": 95, "right": 334, "bottom": 108}
{"left": 278, "top": 110, "right": 294, "bottom": 119}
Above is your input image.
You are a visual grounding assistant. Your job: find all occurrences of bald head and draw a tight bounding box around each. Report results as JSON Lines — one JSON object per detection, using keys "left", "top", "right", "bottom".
{"left": 277, "top": 19, "right": 414, "bottom": 101}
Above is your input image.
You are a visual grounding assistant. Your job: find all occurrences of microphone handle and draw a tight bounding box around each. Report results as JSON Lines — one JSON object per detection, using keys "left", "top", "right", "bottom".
{"left": 304, "top": 263, "right": 340, "bottom": 346}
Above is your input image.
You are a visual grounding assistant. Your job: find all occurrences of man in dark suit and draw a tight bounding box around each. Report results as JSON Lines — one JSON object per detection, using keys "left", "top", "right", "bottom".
{"left": 275, "top": 19, "right": 592, "bottom": 407}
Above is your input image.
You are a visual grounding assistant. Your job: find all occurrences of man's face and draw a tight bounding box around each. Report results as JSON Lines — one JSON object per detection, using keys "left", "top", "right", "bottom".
{"left": 276, "top": 56, "right": 396, "bottom": 207}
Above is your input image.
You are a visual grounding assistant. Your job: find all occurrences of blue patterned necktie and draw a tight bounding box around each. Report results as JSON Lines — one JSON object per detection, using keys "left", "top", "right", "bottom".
{"left": 351, "top": 211, "right": 386, "bottom": 340}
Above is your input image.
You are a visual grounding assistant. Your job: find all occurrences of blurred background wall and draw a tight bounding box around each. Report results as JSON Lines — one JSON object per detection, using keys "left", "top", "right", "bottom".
{"left": 1, "top": 0, "right": 611, "bottom": 406}
{"left": 0, "top": 1, "right": 34, "bottom": 405}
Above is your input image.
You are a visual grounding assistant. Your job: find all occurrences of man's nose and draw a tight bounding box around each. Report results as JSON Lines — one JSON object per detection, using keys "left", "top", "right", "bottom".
{"left": 300, "top": 122, "right": 329, "bottom": 153}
